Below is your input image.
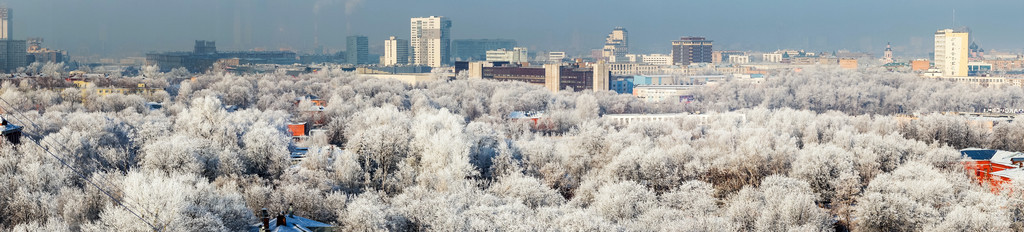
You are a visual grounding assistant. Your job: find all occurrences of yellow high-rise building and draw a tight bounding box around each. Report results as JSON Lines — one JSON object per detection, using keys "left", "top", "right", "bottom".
{"left": 934, "top": 29, "right": 969, "bottom": 77}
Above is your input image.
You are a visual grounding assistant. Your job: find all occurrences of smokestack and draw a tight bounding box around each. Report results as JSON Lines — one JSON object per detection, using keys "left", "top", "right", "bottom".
{"left": 260, "top": 208, "right": 270, "bottom": 231}
{"left": 1012, "top": 158, "right": 1024, "bottom": 168}
{"left": 276, "top": 211, "right": 287, "bottom": 227}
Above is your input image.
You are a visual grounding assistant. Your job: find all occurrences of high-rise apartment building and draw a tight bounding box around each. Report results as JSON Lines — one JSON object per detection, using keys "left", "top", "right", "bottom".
{"left": 934, "top": 29, "right": 968, "bottom": 77}
{"left": 602, "top": 27, "right": 628, "bottom": 62}
{"left": 383, "top": 36, "right": 409, "bottom": 66}
{"left": 672, "top": 37, "right": 713, "bottom": 66}
{"left": 346, "top": 35, "right": 369, "bottom": 65}
{"left": 0, "top": 8, "right": 25, "bottom": 73}
{"left": 410, "top": 16, "right": 452, "bottom": 67}
{"left": 452, "top": 39, "right": 516, "bottom": 61}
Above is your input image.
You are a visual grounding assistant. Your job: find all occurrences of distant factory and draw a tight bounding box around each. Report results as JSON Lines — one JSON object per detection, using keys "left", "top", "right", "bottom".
{"left": 146, "top": 40, "right": 297, "bottom": 73}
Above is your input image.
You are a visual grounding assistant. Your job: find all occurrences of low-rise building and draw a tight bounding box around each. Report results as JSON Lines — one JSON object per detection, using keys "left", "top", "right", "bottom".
{"left": 485, "top": 47, "right": 529, "bottom": 63}
{"left": 728, "top": 55, "right": 750, "bottom": 64}
{"left": 1, "top": 116, "right": 21, "bottom": 145}
{"left": 839, "top": 58, "right": 858, "bottom": 70}
{"left": 603, "top": 113, "right": 747, "bottom": 126}
{"left": 911, "top": 59, "right": 931, "bottom": 71}
{"left": 967, "top": 62, "right": 993, "bottom": 76}
{"left": 607, "top": 62, "right": 663, "bottom": 75}
{"left": 147, "top": 40, "right": 298, "bottom": 73}
{"left": 641, "top": 54, "right": 672, "bottom": 66}
{"left": 960, "top": 148, "right": 1024, "bottom": 192}
{"left": 763, "top": 53, "right": 783, "bottom": 63}
{"left": 250, "top": 208, "right": 334, "bottom": 232}
{"left": 632, "top": 85, "right": 699, "bottom": 102}
{"left": 467, "top": 61, "right": 610, "bottom": 92}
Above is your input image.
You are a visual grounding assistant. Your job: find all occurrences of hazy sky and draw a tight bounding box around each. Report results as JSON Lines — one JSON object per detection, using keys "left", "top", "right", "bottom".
{"left": 5, "top": 0, "right": 1024, "bottom": 59}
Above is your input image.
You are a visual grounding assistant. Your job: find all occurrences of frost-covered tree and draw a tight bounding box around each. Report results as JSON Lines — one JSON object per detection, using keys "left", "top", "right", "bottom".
{"left": 83, "top": 170, "right": 253, "bottom": 231}
{"left": 345, "top": 105, "right": 412, "bottom": 193}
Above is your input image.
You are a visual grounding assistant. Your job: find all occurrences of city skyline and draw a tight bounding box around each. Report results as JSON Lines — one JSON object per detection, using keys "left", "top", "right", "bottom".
{"left": 5, "top": 2, "right": 1024, "bottom": 231}
{"left": 5, "top": 0, "right": 1024, "bottom": 58}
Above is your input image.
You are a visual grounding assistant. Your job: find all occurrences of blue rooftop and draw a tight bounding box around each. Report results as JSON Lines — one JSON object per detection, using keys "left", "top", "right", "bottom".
{"left": 961, "top": 149, "right": 997, "bottom": 160}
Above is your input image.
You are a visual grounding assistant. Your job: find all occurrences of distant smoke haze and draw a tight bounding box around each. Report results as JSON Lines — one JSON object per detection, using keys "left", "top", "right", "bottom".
{"left": 6, "top": 0, "right": 1023, "bottom": 59}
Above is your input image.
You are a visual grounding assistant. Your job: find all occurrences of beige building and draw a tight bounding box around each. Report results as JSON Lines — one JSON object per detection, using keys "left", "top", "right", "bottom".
{"left": 839, "top": 58, "right": 858, "bottom": 70}
{"left": 410, "top": 16, "right": 452, "bottom": 67}
{"left": 934, "top": 29, "right": 969, "bottom": 77}
{"left": 728, "top": 55, "right": 750, "bottom": 64}
{"left": 608, "top": 63, "right": 663, "bottom": 75}
{"left": 762, "top": 53, "right": 783, "bottom": 63}
{"left": 602, "top": 27, "right": 628, "bottom": 62}
{"left": 383, "top": 36, "right": 409, "bottom": 66}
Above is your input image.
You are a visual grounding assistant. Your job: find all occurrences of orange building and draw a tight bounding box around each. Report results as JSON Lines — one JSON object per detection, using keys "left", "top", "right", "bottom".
{"left": 287, "top": 122, "right": 309, "bottom": 137}
{"left": 961, "top": 149, "right": 1024, "bottom": 192}
{"left": 911, "top": 59, "right": 931, "bottom": 71}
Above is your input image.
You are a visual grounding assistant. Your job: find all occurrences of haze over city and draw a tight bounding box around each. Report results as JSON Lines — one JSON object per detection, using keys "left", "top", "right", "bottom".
{"left": 6, "top": 0, "right": 1024, "bottom": 57}
{"left": 4, "top": 1, "right": 1024, "bottom": 231}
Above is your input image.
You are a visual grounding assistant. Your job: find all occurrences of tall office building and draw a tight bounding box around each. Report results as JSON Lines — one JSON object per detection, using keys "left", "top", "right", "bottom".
{"left": 452, "top": 39, "right": 516, "bottom": 61}
{"left": 671, "top": 37, "right": 713, "bottom": 66}
{"left": 346, "top": 35, "right": 369, "bottom": 65}
{"left": 934, "top": 29, "right": 969, "bottom": 77}
{"left": 410, "top": 16, "right": 452, "bottom": 67}
{"left": 0, "top": 8, "right": 25, "bottom": 73}
{"left": 383, "top": 36, "right": 409, "bottom": 66}
{"left": 602, "top": 27, "right": 628, "bottom": 62}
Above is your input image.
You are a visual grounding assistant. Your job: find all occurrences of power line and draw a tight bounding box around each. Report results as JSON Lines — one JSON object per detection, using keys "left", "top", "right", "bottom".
{"left": 0, "top": 97, "right": 160, "bottom": 231}
{"left": 0, "top": 97, "right": 130, "bottom": 194}
{"left": 0, "top": 98, "right": 132, "bottom": 197}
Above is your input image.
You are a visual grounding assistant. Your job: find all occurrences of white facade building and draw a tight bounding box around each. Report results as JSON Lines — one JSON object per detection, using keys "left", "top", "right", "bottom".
{"left": 728, "top": 55, "right": 750, "bottom": 64}
{"left": 410, "top": 16, "right": 452, "bottom": 67}
{"left": 383, "top": 36, "right": 409, "bottom": 66}
{"left": 762, "top": 53, "right": 783, "bottom": 63}
{"left": 632, "top": 85, "right": 699, "bottom": 102}
{"left": 548, "top": 52, "right": 566, "bottom": 63}
{"left": 934, "top": 29, "right": 969, "bottom": 77}
{"left": 641, "top": 54, "right": 673, "bottom": 66}
{"left": 485, "top": 47, "right": 528, "bottom": 63}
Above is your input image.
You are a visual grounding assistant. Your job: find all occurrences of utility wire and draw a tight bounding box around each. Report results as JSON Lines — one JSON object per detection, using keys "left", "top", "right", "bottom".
{"left": 0, "top": 96, "right": 129, "bottom": 194}
{"left": 0, "top": 97, "right": 160, "bottom": 231}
